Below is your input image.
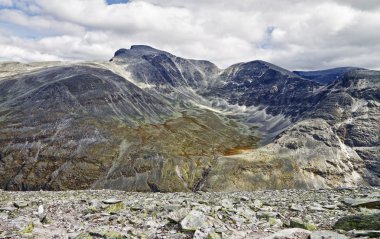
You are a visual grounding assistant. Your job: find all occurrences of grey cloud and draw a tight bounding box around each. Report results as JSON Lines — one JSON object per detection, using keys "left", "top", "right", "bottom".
{"left": 0, "top": 0, "right": 379, "bottom": 70}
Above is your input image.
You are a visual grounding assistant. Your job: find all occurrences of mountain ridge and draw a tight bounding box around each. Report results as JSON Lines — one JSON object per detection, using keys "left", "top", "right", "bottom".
{"left": 0, "top": 45, "right": 378, "bottom": 191}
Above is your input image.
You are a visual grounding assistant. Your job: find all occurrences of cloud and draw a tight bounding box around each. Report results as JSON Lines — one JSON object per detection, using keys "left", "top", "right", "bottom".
{"left": 0, "top": 0, "right": 13, "bottom": 7}
{"left": 0, "top": 0, "right": 379, "bottom": 70}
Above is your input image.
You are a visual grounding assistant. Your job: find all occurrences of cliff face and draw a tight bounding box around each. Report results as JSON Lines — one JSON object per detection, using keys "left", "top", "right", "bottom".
{"left": 0, "top": 46, "right": 378, "bottom": 191}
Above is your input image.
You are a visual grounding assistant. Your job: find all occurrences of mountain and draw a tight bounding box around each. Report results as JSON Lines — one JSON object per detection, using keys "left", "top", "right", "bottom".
{"left": 294, "top": 67, "right": 365, "bottom": 84}
{"left": 0, "top": 45, "right": 379, "bottom": 191}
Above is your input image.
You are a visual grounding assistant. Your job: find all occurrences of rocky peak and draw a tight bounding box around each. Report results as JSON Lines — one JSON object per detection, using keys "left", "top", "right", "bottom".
{"left": 130, "top": 45, "right": 160, "bottom": 52}
{"left": 114, "top": 45, "right": 161, "bottom": 54}
{"left": 110, "top": 45, "right": 170, "bottom": 62}
{"left": 224, "top": 60, "right": 302, "bottom": 83}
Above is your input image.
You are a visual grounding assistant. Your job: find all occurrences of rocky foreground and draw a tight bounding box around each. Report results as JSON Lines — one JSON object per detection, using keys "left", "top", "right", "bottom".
{"left": 0, "top": 188, "right": 379, "bottom": 239}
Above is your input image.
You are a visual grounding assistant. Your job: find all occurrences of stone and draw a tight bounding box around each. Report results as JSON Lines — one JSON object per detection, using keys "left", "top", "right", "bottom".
{"left": 257, "top": 211, "right": 278, "bottom": 219}
{"left": 290, "top": 204, "right": 304, "bottom": 212}
{"left": 310, "top": 230, "right": 348, "bottom": 239}
{"left": 0, "top": 212, "right": 8, "bottom": 219}
{"left": 253, "top": 199, "right": 263, "bottom": 209}
{"left": 0, "top": 206, "right": 16, "bottom": 212}
{"left": 167, "top": 208, "right": 190, "bottom": 223}
{"left": 106, "top": 202, "right": 125, "bottom": 214}
{"left": 14, "top": 202, "right": 28, "bottom": 208}
{"left": 323, "top": 204, "right": 338, "bottom": 210}
{"left": 180, "top": 210, "right": 210, "bottom": 231}
{"left": 343, "top": 198, "right": 380, "bottom": 209}
{"left": 102, "top": 199, "right": 122, "bottom": 204}
{"left": 263, "top": 228, "right": 311, "bottom": 239}
{"left": 240, "top": 196, "right": 249, "bottom": 202}
{"left": 260, "top": 206, "right": 273, "bottom": 212}
{"left": 334, "top": 213, "right": 380, "bottom": 230}
{"left": 268, "top": 217, "right": 283, "bottom": 228}
{"left": 208, "top": 232, "right": 222, "bottom": 239}
{"left": 309, "top": 206, "right": 325, "bottom": 212}
{"left": 193, "top": 229, "right": 208, "bottom": 239}
{"left": 236, "top": 207, "right": 256, "bottom": 221}
{"left": 230, "top": 214, "right": 245, "bottom": 226}
{"left": 89, "top": 200, "right": 101, "bottom": 207}
{"left": 220, "top": 199, "right": 234, "bottom": 209}
{"left": 88, "top": 230, "right": 127, "bottom": 238}
{"left": 37, "top": 205, "right": 44, "bottom": 215}
{"left": 347, "top": 230, "right": 380, "bottom": 238}
{"left": 289, "top": 217, "right": 317, "bottom": 231}
{"left": 309, "top": 203, "right": 326, "bottom": 212}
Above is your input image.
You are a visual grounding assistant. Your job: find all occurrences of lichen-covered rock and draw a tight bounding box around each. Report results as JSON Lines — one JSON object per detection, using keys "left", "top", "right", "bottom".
{"left": 180, "top": 210, "right": 210, "bottom": 231}
{"left": 289, "top": 217, "right": 317, "bottom": 231}
{"left": 343, "top": 197, "right": 380, "bottom": 209}
{"left": 334, "top": 213, "right": 380, "bottom": 230}
{"left": 346, "top": 230, "right": 380, "bottom": 238}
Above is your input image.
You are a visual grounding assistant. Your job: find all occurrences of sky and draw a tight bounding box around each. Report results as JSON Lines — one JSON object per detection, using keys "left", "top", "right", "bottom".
{"left": 0, "top": 0, "right": 380, "bottom": 70}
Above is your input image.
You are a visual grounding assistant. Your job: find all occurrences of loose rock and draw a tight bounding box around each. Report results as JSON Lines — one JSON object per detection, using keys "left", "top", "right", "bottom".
{"left": 310, "top": 230, "right": 348, "bottom": 239}
{"left": 180, "top": 210, "right": 209, "bottom": 231}
{"left": 0, "top": 187, "right": 378, "bottom": 238}
{"left": 334, "top": 213, "right": 380, "bottom": 230}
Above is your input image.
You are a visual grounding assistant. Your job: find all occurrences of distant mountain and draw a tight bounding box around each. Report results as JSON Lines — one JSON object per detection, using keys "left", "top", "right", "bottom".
{"left": 294, "top": 67, "right": 365, "bottom": 84}
{"left": 0, "top": 45, "right": 378, "bottom": 191}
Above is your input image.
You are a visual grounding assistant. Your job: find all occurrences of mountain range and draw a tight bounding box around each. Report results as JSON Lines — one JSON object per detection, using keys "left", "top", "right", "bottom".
{"left": 0, "top": 45, "right": 379, "bottom": 191}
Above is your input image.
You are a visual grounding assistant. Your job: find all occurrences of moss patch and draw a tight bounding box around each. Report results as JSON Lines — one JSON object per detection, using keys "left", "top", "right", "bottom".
{"left": 106, "top": 202, "right": 125, "bottom": 214}
{"left": 19, "top": 222, "right": 34, "bottom": 235}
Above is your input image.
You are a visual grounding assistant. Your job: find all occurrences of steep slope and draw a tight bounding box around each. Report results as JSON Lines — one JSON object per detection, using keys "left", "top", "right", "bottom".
{"left": 206, "top": 69, "right": 379, "bottom": 190}
{"left": 209, "top": 60, "right": 322, "bottom": 119}
{"left": 110, "top": 45, "right": 219, "bottom": 97}
{"left": 0, "top": 64, "right": 174, "bottom": 190}
{"left": 0, "top": 46, "right": 378, "bottom": 191}
{"left": 311, "top": 70, "right": 380, "bottom": 185}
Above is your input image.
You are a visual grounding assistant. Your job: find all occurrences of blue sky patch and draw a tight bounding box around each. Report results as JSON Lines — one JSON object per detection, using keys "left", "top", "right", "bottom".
{"left": 106, "top": 0, "right": 129, "bottom": 5}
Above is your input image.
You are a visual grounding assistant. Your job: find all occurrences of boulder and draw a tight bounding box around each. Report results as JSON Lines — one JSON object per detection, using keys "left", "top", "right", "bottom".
{"left": 180, "top": 210, "right": 210, "bottom": 231}
{"left": 334, "top": 213, "right": 380, "bottom": 230}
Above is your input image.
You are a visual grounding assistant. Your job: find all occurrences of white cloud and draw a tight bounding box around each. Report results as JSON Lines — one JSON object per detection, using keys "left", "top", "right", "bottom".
{"left": 0, "top": 0, "right": 379, "bottom": 70}
{"left": 0, "top": 0, "right": 12, "bottom": 7}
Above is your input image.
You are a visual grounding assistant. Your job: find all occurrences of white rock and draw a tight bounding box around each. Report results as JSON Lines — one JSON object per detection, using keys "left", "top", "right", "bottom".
{"left": 38, "top": 205, "right": 44, "bottom": 215}
{"left": 180, "top": 210, "right": 210, "bottom": 231}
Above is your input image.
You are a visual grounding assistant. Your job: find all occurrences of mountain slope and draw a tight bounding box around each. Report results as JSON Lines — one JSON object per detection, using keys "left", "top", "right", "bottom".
{"left": 294, "top": 67, "right": 365, "bottom": 84}
{"left": 0, "top": 46, "right": 378, "bottom": 191}
{"left": 208, "top": 69, "right": 379, "bottom": 190}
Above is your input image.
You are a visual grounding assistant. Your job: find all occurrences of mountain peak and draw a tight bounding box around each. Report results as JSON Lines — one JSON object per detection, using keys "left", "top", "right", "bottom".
{"left": 111, "top": 45, "right": 166, "bottom": 60}
{"left": 113, "top": 48, "right": 128, "bottom": 57}
{"left": 130, "top": 45, "right": 158, "bottom": 51}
